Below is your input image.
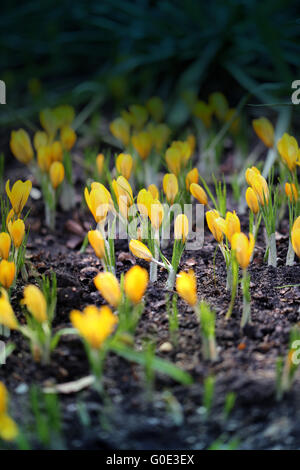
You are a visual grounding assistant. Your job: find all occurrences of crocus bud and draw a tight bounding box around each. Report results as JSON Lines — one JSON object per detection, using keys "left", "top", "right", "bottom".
{"left": 6, "top": 180, "right": 32, "bottom": 217}
{"left": 50, "top": 141, "right": 63, "bottom": 162}
{"left": 206, "top": 210, "right": 223, "bottom": 243}
{"left": 96, "top": 154, "right": 105, "bottom": 176}
{"left": 7, "top": 219, "right": 25, "bottom": 248}
{"left": 185, "top": 168, "right": 198, "bottom": 190}
{"left": 277, "top": 133, "right": 299, "bottom": 172}
{"left": 149, "top": 199, "right": 164, "bottom": 230}
{"left": 165, "top": 147, "right": 181, "bottom": 175}
{"left": 291, "top": 216, "right": 300, "bottom": 258}
{"left": 124, "top": 265, "right": 149, "bottom": 304}
{"left": 174, "top": 214, "right": 189, "bottom": 242}
{"left": 10, "top": 129, "right": 34, "bottom": 165}
{"left": 231, "top": 232, "right": 255, "bottom": 270}
{"left": 60, "top": 126, "right": 76, "bottom": 151}
{"left": 285, "top": 182, "right": 298, "bottom": 203}
{"left": 0, "top": 289, "right": 18, "bottom": 330}
{"left": 0, "top": 260, "right": 15, "bottom": 289}
{"left": 245, "top": 166, "right": 261, "bottom": 187}
{"left": 245, "top": 187, "right": 259, "bottom": 214}
{"left": 0, "top": 233, "right": 11, "bottom": 260}
{"left": 22, "top": 285, "right": 47, "bottom": 323}
{"left": 50, "top": 162, "right": 65, "bottom": 189}
{"left": 252, "top": 117, "right": 274, "bottom": 148}
{"left": 163, "top": 173, "right": 178, "bottom": 204}
{"left": 137, "top": 189, "right": 153, "bottom": 218}
{"left": 71, "top": 305, "right": 117, "bottom": 349}
{"left": 110, "top": 117, "right": 130, "bottom": 147}
{"left": 112, "top": 176, "right": 133, "bottom": 218}
{"left": 176, "top": 270, "right": 197, "bottom": 306}
{"left": 190, "top": 183, "right": 208, "bottom": 205}
{"left": 251, "top": 174, "right": 269, "bottom": 205}
{"left": 148, "top": 184, "right": 159, "bottom": 200}
{"left": 132, "top": 132, "right": 152, "bottom": 160}
{"left": 88, "top": 230, "right": 105, "bottom": 259}
{"left": 94, "top": 272, "right": 121, "bottom": 307}
{"left": 84, "top": 185, "right": 109, "bottom": 223}
{"left": 216, "top": 211, "right": 241, "bottom": 243}
{"left": 116, "top": 153, "right": 133, "bottom": 180}
{"left": 129, "top": 240, "right": 153, "bottom": 262}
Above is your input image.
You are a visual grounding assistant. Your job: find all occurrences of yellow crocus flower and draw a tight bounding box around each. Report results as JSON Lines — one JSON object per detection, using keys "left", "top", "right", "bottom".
{"left": 165, "top": 147, "right": 182, "bottom": 175}
{"left": 0, "top": 233, "right": 11, "bottom": 260}
{"left": 277, "top": 133, "right": 299, "bottom": 172}
{"left": 110, "top": 117, "right": 130, "bottom": 147}
{"left": 148, "top": 184, "right": 159, "bottom": 200}
{"left": 0, "top": 382, "right": 18, "bottom": 441}
{"left": 124, "top": 265, "right": 149, "bottom": 304}
{"left": 174, "top": 214, "right": 189, "bottom": 242}
{"left": 291, "top": 216, "right": 300, "bottom": 258}
{"left": 96, "top": 153, "right": 105, "bottom": 176}
{"left": 137, "top": 189, "right": 153, "bottom": 218}
{"left": 94, "top": 272, "right": 121, "bottom": 307}
{"left": 149, "top": 199, "right": 164, "bottom": 230}
{"left": 285, "top": 183, "right": 298, "bottom": 203}
{"left": 33, "top": 131, "right": 49, "bottom": 151}
{"left": 88, "top": 230, "right": 105, "bottom": 259}
{"left": 190, "top": 183, "right": 208, "bottom": 205}
{"left": 206, "top": 210, "right": 223, "bottom": 243}
{"left": 22, "top": 285, "right": 48, "bottom": 323}
{"left": 231, "top": 232, "right": 255, "bottom": 270}
{"left": 50, "top": 141, "right": 63, "bottom": 162}
{"left": 163, "top": 173, "right": 178, "bottom": 204}
{"left": 252, "top": 117, "right": 274, "bottom": 148}
{"left": 0, "top": 260, "right": 15, "bottom": 289}
{"left": 245, "top": 187, "right": 259, "bottom": 214}
{"left": 176, "top": 270, "right": 197, "bottom": 306}
{"left": 60, "top": 126, "right": 76, "bottom": 151}
{"left": 116, "top": 153, "right": 133, "bottom": 180}
{"left": 0, "top": 289, "right": 18, "bottom": 329}
{"left": 37, "top": 146, "right": 52, "bottom": 172}
{"left": 40, "top": 108, "right": 59, "bottom": 138}
{"left": 10, "top": 129, "right": 34, "bottom": 165}
{"left": 129, "top": 240, "right": 153, "bottom": 262}
{"left": 84, "top": 185, "right": 110, "bottom": 223}
{"left": 245, "top": 166, "right": 261, "bottom": 187}
{"left": 6, "top": 180, "right": 32, "bottom": 217}
{"left": 185, "top": 168, "right": 199, "bottom": 190}
{"left": 132, "top": 131, "right": 152, "bottom": 160}
{"left": 112, "top": 176, "right": 133, "bottom": 218}
{"left": 7, "top": 219, "right": 25, "bottom": 248}
{"left": 251, "top": 174, "right": 269, "bottom": 205}
{"left": 49, "top": 162, "right": 65, "bottom": 189}
{"left": 216, "top": 211, "right": 241, "bottom": 243}
{"left": 70, "top": 305, "right": 117, "bottom": 349}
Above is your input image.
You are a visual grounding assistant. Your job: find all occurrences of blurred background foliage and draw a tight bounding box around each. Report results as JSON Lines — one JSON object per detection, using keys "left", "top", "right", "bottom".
{"left": 0, "top": 0, "right": 299, "bottom": 128}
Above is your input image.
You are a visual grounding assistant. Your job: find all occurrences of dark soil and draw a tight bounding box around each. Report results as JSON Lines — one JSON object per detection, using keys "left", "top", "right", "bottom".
{"left": 2, "top": 158, "right": 300, "bottom": 450}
